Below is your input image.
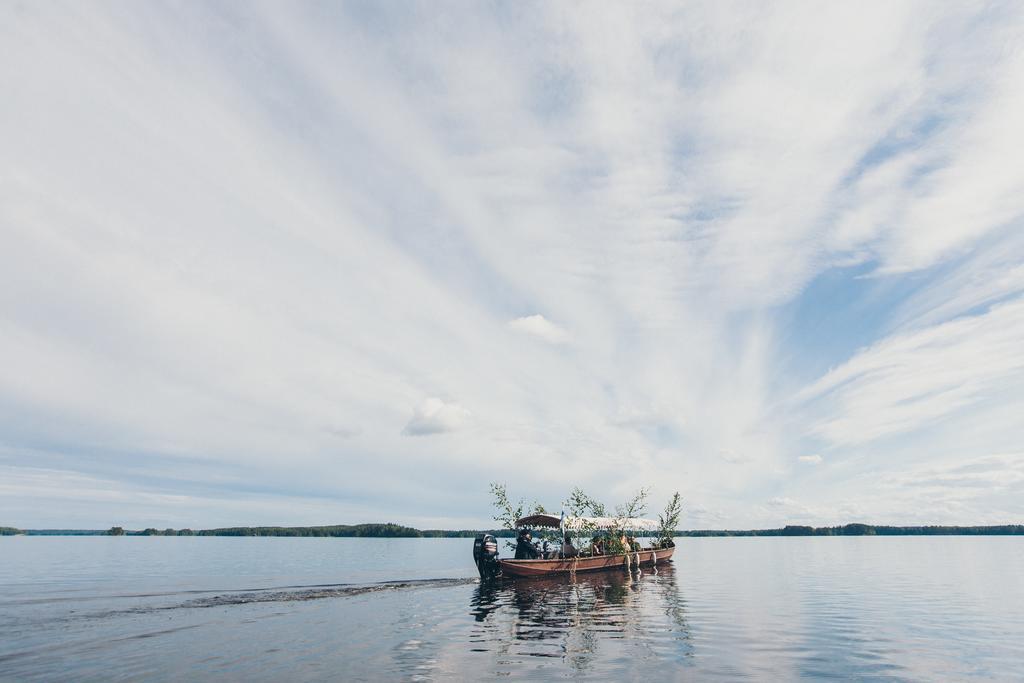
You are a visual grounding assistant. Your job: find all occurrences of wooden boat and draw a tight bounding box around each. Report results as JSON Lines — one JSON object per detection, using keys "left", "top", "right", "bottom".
{"left": 499, "top": 545, "right": 675, "bottom": 577}
{"left": 474, "top": 512, "right": 675, "bottom": 579}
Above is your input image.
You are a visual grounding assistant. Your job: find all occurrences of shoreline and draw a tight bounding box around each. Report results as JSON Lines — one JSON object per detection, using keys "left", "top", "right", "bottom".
{"left": 4, "top": 523, "right": 1023, "bottom": 537}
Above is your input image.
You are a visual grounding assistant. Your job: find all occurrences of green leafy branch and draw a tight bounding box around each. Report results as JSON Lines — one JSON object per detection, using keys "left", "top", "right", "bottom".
{"left": 658, "top": 492, "right": 683, "bottom": 545}
{"left": 489, "top": 482, "right": 547, "bottom": 530}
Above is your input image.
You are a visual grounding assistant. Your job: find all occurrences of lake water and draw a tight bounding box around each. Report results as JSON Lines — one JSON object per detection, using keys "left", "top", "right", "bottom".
{"left": 1, "top": 536, "right": 1022, "bottom": 681}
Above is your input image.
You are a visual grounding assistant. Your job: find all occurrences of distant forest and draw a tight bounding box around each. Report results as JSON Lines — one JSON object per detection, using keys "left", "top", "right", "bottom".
{"left": 189, "top": 524, "right": 518, "bottom": 538}
{"left": 0, "top": 524, "right": 520, "bottom": 537}
{"left": 2, "top": 523, "right": 1023, "bottom": 537}
{"left": 678, "top": 524, "right": 1024, "bottom": 536}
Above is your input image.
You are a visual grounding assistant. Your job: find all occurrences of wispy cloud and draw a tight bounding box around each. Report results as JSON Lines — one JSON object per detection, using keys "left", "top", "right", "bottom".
{"left": 884, "top": 453, "right": 1024, "bottom": 493}
{"left": 1, "top": 2, "right": 1023, "bottom": 528}
{"left": 797, "top": 298, "right": 1024, "bottom": 447}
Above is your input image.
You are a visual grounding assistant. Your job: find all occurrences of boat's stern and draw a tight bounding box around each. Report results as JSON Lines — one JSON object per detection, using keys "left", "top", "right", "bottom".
{"left": 472, "top": 533, "right": 501, "bottom": 580}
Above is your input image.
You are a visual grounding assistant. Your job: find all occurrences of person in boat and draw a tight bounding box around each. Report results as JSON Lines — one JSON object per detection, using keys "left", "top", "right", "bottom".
{"left": 560, "top": 533, "right": 578, "bottom": 559}
{"left": 590, "top": 535, "right": 605, "bottom": 556}
{"left": 514, "top": 528, "right": 539, "bottom": 560}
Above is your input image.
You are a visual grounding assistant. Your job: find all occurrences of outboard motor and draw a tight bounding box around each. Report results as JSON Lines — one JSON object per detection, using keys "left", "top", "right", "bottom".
{"left": 473, "top": 533, "right": 501, "bottom": 580}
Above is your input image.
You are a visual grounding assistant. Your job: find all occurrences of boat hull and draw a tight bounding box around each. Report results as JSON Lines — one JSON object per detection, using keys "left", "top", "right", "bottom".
{"left": 498, "top": 546, "right": 674, "bottom": 578}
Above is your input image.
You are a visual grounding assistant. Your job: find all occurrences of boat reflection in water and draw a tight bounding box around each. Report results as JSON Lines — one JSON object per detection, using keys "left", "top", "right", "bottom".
{"left": 469, "top": 565, "right": 692, "bottom": 675}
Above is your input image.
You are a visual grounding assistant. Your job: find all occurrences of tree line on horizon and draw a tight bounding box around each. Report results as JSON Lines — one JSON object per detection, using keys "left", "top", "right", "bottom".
{"left": 113, "top": 523, "right": 519, "bottom": 537}
{"left": 4, "top": 523, "right": 1024, "bottom": 537}
{"left": 678, "top": 523, "right": 1024, "bottom": 536}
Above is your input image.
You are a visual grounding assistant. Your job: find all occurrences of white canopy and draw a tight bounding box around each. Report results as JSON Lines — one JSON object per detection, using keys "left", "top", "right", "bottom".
{"left": 564, "top": 516, "right": 660, "bottom": 532}
{"left": 513, "top": 513, "right": 661, "bottom": 532}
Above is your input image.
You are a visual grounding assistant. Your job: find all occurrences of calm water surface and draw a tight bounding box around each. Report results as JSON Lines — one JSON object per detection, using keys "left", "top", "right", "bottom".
{"left": 1, "top": 536, "right": 1022, "bottom": 681}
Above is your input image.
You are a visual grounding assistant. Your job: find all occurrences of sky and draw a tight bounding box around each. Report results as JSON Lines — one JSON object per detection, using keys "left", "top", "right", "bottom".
{"left": 2, "top": 1, "right": 1023, "bottom": 530}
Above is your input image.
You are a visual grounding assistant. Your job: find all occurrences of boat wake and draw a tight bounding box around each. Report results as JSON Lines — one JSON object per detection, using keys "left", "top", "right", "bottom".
{"left": 180, "top": 577, "right": 478, "bottom": 608}
{"left": 3, "top": 578, "right": 480, "bottom": 632}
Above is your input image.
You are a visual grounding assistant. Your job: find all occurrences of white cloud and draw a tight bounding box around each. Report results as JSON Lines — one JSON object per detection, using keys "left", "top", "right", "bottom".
{"left": 1, "top": 2, "right": 1023, "bottom": 528}
{"left": 884, "top": 453, "right": 1024, "bottom": 493}
{"left": 507, "top": 314, "right": 570, "bottom": 345}
{"left": 761, "top": 496, "right": 821, "bottom": 525}
{"left": 797, "top": 298, "right": 1024, "bottom": 447}
{"left": 798, "top": 454, "right": 823, "bottom": 465}
{"left": 826, "top": 21, "right": 1024, "bottom": 274}
{"left": 402, "top": 398, "right": 471, "bottom": 436}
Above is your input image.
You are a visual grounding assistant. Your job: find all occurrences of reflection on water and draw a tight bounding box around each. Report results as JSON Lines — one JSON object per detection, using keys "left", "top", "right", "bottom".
{"left": 3, "top": 537, "right": 1024, "bottom": 681}
{"left": 469, "top": 566, "right": 692, "bottom": 674}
